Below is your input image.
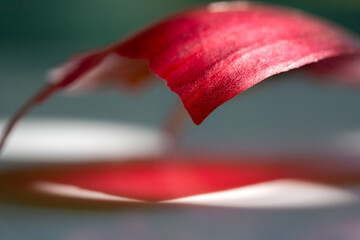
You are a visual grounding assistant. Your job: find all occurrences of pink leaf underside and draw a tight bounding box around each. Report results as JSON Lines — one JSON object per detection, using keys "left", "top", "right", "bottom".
{"left": 51, "top": 1, "right": 359, "bottom": 124}
{"left": 50, "top": 53, "right": 152, "bottom": 93}
{"left": 307, "top": 52, "right": 360, "bottom": 85}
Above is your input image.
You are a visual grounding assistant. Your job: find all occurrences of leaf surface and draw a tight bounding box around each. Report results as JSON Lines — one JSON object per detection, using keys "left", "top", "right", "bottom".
{"left": 1, "top": 2, "right": 359, "bottom": 150}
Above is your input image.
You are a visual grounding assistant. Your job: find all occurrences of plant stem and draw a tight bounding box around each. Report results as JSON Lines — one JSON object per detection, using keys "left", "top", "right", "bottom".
{"left": 0, "top": 83, "right": 58, "bottom": 153}
{"left": 162, "top": 101, "right": 189, "bottom": 140}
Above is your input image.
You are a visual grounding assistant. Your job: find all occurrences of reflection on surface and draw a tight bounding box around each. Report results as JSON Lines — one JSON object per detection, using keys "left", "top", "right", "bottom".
{"left": 0, "top": 118, "right": 359, "bottom": 210}
{"left": 34, "top": 182, "right": 142, "bottom": 203}
{"left": 34, "top": 179, "right": 358, "bottom": 208}
{"left": 0, "top": 156, "right": 359, "bottom": 209}
{"left": 1, "top": 120, "right": 360, "bottom": 240}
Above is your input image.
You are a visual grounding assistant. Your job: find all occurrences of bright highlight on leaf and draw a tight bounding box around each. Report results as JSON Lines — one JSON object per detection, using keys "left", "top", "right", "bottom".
{"left": 0, "top": 1, "right": 359, "bottom": 150}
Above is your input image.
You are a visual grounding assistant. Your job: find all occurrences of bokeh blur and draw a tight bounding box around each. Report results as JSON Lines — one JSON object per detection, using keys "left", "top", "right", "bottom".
{"left": 0, "top": 0, "right": 360, "bottom": 240}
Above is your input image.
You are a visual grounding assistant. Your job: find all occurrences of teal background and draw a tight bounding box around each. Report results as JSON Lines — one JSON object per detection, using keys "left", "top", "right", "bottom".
{"left": 0, "top": 0, "right": 359, "bottom": 43}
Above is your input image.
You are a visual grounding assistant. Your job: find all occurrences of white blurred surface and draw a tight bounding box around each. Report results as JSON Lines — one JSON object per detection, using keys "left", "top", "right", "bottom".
{"left": 166, "top": 179, "right": 358, "bottom": 208}
{"left": 34, "top": 181, "right": 142, "bottom": 202}
{"left": 33, "top": 179, "right": 359, "bottom": 208}
{"left": 0, "top": 119, "right": 171, "bottom": 162}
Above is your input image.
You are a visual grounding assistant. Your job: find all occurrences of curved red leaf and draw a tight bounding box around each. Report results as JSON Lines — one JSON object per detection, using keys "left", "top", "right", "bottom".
{"left": 52, "top": 2, "right": 359, "bottom": 124}
{"left": 115, "top": 2, "right": 358, "bottom": 124}
{"left": 0, "top": 2, "right": 359, "bottom": 151}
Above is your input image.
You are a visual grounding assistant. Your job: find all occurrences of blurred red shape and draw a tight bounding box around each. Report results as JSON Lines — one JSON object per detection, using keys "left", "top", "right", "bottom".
{"left": 1, "top": 155, "right": 357, "bottom": 202}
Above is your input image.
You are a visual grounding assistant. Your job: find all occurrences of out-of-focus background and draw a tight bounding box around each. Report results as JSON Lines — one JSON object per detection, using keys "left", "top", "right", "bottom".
{"left": 1, "top": 1, "right": 360, "bottom": 240}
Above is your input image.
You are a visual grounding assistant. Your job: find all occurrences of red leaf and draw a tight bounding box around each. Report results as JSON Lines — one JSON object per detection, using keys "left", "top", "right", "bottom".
{"left": 0, "top": 2, "right": 359, "bottom": 150}
{"left": 118, "top": 3, "right": 359, "bottom": 124}
{"left": 52, "top": 2, "right": 359, "bottom": 125}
